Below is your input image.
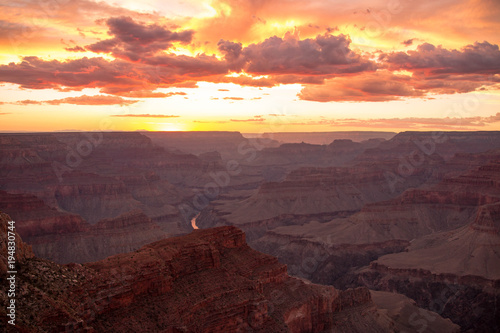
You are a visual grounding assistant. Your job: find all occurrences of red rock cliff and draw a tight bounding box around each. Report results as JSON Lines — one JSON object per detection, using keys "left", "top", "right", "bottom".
{"left": 1, "top": 224, "right": 392, "bottom": 332}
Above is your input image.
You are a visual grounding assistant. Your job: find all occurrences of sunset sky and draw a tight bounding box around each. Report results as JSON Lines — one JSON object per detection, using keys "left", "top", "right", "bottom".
{"left": 0, "top": 0, "right": 499, "bottom": 132}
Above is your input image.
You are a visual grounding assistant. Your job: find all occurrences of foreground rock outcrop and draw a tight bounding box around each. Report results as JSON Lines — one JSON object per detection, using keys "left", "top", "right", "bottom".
{"left": 221, "top": 152, "right": 500, "bottom": 332}
{"left": 0, "top": 212, "right": 456, "bottom": 332}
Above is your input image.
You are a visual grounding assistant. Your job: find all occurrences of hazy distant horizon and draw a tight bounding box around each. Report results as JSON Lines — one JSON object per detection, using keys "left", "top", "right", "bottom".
{"left": 1, "top": 129, "right": 499, "bottom": 134}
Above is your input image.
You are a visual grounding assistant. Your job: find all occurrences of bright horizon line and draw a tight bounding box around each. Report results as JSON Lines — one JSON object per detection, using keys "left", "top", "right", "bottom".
{"left": 1, "top": 130, "right": 498, "bottom": 134}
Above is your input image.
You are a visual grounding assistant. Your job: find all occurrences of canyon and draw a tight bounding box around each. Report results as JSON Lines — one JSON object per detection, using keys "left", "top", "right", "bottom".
{"left": 0, "top": 132, "right": 239, "bottom": 262}
{"left": 0, "top": 131, "right": 393, "bottom": 263}
{"left": 194, "top": 131, "right": 500, "bottom": 331}
{"left": 1, "top": 130, "right": 500, "bottom": 331}
{"left": 0, "top": 213, "right": 459, "bottom": 332}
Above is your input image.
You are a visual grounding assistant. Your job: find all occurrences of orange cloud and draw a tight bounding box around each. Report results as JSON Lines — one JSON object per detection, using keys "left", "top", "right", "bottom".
{"left": 86, "top": 16, "right": 194, "bottom": 61}
{"left": 237, "top": 34, "right": 375, "bottom": 75}
{"left": 47, "top": 95, "right": 138, "bottom": 106}
{"left": 112, "top": 91, "right": 187, "bottom": 98}
{"left": 65, "top": 46, "right": 86, "bottom": 52}
{"left": 192, "top": 0, "right": 499, "bottom": 53}
{"left": 16, "top": 95, "right": 138, "bottom": 106}
{"left": 299, "top": 64, "right": 500, "bottom": 103}
{"left": 223, "top": 97, "right": 244, "bottom": 100}
{"left": 15, "top": 100, "right": 43, "bottom": 105}
{"left": 1, "top": 6, "right": 499, "bottom": 105}
{"left": 380, "top": 42, "right": 500, "bottom": 75}
{"left": 0, "top": 0, "right": 162, "bottom": 55}
{"left": 298, "top": 71, "right": 424, "bottom": 102}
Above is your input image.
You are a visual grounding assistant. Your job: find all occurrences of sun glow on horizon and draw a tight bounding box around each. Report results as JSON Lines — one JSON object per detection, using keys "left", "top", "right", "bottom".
{"left": 161, "top": 124, "right": 185, "bottom": 131}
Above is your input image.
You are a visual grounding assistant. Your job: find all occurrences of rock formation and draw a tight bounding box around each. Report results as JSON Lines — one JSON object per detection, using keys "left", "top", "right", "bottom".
{"left": 1, "top": 213, "right": 450, "bottom": 332}
{"left": 197, "top": 131, "right": 500, "bottom": 240}
{"left": 246, "top": 159, "right": 500, "bottom": 286}
{"left": 256, "top": 131, "right": 396, "bottom": 145}
{"left": 354, "top": 202, "right": 500, "bottom": 332}
{"left": 0, "top": 192, "right": 169, "bottom": 263}
{"left": 193, "top": 146, "right": 500, "bottom": 332}
{"left": 144, "top": 131, "right": 278, "bottom": 157}
{"left": 369, "top": 291, "right": 460, "bottom": 333}
{"left": 196, "top": 156, "right": 441, "bottom": 242}
{"left": 0, "top": 132, "right": 221, "bottom": 262}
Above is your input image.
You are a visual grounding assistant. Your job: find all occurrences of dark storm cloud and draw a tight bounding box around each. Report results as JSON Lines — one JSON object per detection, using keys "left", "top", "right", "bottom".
{"left": 86, "top": 16, "right": 194, "bottom": 61}
{"left": 380, "top": 41, "right": 500, "bottom": 75}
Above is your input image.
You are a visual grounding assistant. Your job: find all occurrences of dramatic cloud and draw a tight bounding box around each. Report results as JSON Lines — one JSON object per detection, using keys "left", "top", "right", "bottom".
{"left": 86, "top": 16, "right": 194, "bottom": 61}
{"left": 2, "top": 38, "right": 498, "bottom": 102}
{"left": 144, "top": 53, "right": 229, "bottom": 78}
{"left": 300, "top": 58, "right": 500, "bottom": 103}
{"left": 298, "top": 71, "right": 425, "bottom": 102}
{"left": 0, "top": 57, "right": 138, "bottom": 90}
{"left": 380, "top": 42, "right": 500, "bottom": 75}
{"left": 111, "top": 114, "right": 180, "bottom": 118}
{"left": 0, "top": 6, "right": 499, "bottom": 106}
{"left": 227, "top": 33, "right": 376, "bottom": 75}
{"left": 0, "top": 54, "right": 224, "bottom": 93}
{"left": 217, "top": 39, "right": 243, "bottom": 63}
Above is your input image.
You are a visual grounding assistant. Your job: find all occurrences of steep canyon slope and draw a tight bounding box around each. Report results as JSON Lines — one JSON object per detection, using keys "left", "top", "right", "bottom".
{"left": 0, "top": 213, "right": 460, "bottom": 332}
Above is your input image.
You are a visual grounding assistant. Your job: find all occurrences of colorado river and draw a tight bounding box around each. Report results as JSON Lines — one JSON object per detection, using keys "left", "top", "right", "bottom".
{"left": 191, "top": 213, "right": 200, "bottom": 230}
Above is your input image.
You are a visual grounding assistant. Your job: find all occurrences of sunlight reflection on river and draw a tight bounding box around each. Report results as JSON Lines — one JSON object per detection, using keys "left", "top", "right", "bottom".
{"left": 191, "top": 213, "right": 200, "bottom": 230}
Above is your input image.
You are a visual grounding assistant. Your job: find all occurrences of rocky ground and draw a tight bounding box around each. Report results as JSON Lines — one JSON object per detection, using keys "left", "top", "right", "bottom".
{"left": 0, "top": 213, "right": 459, "bottom": 332}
